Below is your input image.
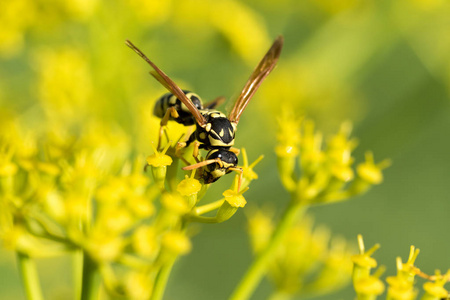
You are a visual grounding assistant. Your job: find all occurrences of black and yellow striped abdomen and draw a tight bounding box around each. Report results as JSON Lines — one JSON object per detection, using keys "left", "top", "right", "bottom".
{"left": 153, "top": 90, "right": 203, "bottom": 125}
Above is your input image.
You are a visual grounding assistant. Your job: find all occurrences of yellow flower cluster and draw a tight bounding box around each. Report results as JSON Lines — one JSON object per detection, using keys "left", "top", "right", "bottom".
{"left": 276, "top": 112, "right": 391, "bottom": 205}
{"left": 247, "top": 213, "right": 354, "bottom": 297}
{"left": 352, "top": 236, "right": 450, "bottom": 300}
{"left": 0, "top": 106, "right": 264, "bottom": 299}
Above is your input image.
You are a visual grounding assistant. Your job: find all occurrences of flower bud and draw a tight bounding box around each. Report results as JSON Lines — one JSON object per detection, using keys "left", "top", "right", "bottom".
{"left": 352, "top": 235, "right": 380, "bottom": 283}
{"left": 124, "top": 271, "right": 153, "bottom": 300}
{"left": 216, "top": 189, "right": 247, "bottom": 223}
{"left": 422, "top": 281, "right": 448, "bottom": 300}
{"left": 160, "top": 193, "right": 190, "bottom": 215}
{"left": 276, "top": 146, "right": 298, "bottom": 192}
{"left": 386, "top": 276, "right": 416, "bottom": 300}
{"left": 84, "top": 230, "right": 125, "bottom": 263}
{"left": 162, "top": 231, "right": 191, "bottom": 255}
{"left": 146, "top": 143, "right": 173, "bottom": 189}
{"left": 177, "top": 175, "right": 201, "bottom": 207}
{"left": 354, "top": 275, "right": 385, "bottom": 300}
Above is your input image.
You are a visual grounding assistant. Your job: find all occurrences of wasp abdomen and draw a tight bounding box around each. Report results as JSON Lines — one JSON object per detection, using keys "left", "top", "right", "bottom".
{"left": 153, "top": 90, "right": 203, "bottom": 126}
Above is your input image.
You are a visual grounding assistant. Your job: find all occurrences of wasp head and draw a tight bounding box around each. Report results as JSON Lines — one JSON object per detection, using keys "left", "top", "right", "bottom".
{"left": 202, "top": 148, "right": 238, "bottom": 184}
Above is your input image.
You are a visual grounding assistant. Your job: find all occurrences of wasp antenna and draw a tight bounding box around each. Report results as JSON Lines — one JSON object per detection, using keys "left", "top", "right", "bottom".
{"left": 182, "top": 159, "right": 221, "bottom": 171}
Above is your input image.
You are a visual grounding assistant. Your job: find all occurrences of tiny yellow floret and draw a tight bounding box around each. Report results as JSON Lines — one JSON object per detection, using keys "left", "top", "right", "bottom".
{"left": 423, "top": 281, "right": 448, "bottom": 298}
{"left": 146, "top": 153, "right": 172, "bottom": 167}
{"left": 146, "top": 142, "right": 173, "bottom": 167}
{"left": 357, "top": 152, "right": 391, "bottom": 185}
{"left": 132, "top": 226, "right": 158, "bottom": 258}
{"left": 162, "top": 231, "right": 191, "bottom": 255}
{"left": 223, "top": 189, "right": 247, "bottom": 208}
{"left": 354, "top": 276, "right": 385, "bottom": 296}
{"left": 177, "top": 176, "right": 201, "bottom": 196}
{"left": 161, "top": 193, "right": 190, "bottom": 215}
{"left": 275, "top": 145, "right": 299, "bottom": 158}
{"left": 0, "top": 161, "right": 18, "bottom": 176}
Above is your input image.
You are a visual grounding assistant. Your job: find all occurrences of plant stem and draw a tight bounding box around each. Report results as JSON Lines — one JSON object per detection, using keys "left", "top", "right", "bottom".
{"left": 193, "top": 199, "right": 224, "bottom": 215}
{"left": 17, "top": 252, "right": 44, "bottom": 300}
{"left": 268, "top": 290, "right": 292, "bottom": 300}
{"left": 166, "top": 158, "right": 179, "bottom": 192}
{"left": 73, "top": 250, "right": 83, "bottom": 300}
{"left": 80, "top": 252, "right": 99, "bottom": 300}
{"left": 151, "top": 255, "right": 176, "bottom": 300}
{"left": 229, "top": 199, "right": 305, "bottom": 300}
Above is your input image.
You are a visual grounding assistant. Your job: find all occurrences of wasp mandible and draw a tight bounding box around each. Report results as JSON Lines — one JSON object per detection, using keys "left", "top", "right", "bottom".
{"left": 126, "top": 36, "right": 283, "bottom": 187}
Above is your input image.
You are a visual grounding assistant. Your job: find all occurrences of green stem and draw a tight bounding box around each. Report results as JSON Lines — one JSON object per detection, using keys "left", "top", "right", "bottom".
{"left": 229, "top": 199, "right": 306, "bottom": 300}
{"left": 17, "top": 252, "right": 44, "bottom": 300}
{"left": 193, "top": 199, "right": 224, "bottom": 215}
{"left": 151, "top": 256, "right": 176, "bottom": 300}
{"left": 268, "top": 290, "right": 292, "bottom": 300}
{"left": 187, "top": 215, "right": 220, "bottom": 223}
{"left": 166, "top": 158, "right": 180, "bottom": 192}
{"left": 73, "top": 250, "right": 83, "bottom": 300}
{"left": 80, "top": 252, "right": 99, "bottom": 300}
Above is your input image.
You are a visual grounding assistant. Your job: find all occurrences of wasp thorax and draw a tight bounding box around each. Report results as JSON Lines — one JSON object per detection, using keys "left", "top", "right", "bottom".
{"left": 197, "top": 110, "right": 236, "bottom": 148}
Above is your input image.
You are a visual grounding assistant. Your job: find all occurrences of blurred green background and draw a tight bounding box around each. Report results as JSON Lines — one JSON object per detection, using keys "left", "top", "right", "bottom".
{"left": 1, "top": 0, "right": 449, "bottom": 299}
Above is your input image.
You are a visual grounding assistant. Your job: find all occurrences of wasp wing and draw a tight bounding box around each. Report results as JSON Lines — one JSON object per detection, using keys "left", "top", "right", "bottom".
{"left": 125, "top": 40, "right": 206, "bottom": 126}
{"left": 228, "top": 36, "right": 283, "bottom": 124}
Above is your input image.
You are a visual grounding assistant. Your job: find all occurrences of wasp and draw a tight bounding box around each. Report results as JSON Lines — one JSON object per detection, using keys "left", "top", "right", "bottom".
{"left": 126, "top": 36, "right": 283, "bottom": 187}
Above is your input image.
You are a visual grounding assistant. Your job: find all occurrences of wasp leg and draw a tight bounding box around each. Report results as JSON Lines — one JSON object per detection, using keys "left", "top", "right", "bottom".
{"left": 192, "top": 141, "right": 202, "bottom": 163}
{"left": 228, "top": 167, "right": 244, "bottom": 191}
{"left": 229, "top": 147, "right": 240, "bottom": 156}
{"left": 176, "top": 127, "right": 196, "bottom": 149}
{"left": 158, "top": 106, "right": 180, "bottom": 149}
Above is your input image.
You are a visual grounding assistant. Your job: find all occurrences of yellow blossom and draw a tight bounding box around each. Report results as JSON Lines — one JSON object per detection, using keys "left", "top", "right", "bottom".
{"left": 124, "top": 271, "right": 154, "bottom": 300}
{"left": 146, "top": 143, "right": 172, "bottom": 168}
{"left": 84, "top": 231, "right": 125, "bottom": 263}
{"left": 177, "top": 176, "right": 201, "bottom": 196}
{"left": 354, "top": 274, "right": 385, "bottom": 297}
{"left": 160, "top": 193, "right": 190, "bottom": 215}
{"left": 223, "top": 189, "right": 247, "bottom": 208}
{"left": 0, "top": 160, "right": 18, "bottom": 177}
{"left": 96, "top": 177, "right": 128, "bottom": 204}
{"left": 127, "top": 195, "right": 155, "bottom": 218}
{"left": 132, "top": 226, "right": 159, "bottom": 258}
{"left": 96, "top": 206, "right": 134, "bottom": 234}
{"left": 162, "top": 231, "right": 191, "bottom": 255}
{"left": 247, "top": 209, "right": 274, "bottom": 253}
{"left": 357, "top": 152, "right": 391, "bottom": 185}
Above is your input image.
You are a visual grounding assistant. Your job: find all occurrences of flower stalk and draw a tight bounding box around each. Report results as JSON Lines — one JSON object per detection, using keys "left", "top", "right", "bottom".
{"left": 80, "top": 252, "right": 99, "bottom": 300}
{"left": 17, "top": 252, "right": 44, "bottom": 300}
{"left": 230, "top": 199, "right": 305, "bottom": 300}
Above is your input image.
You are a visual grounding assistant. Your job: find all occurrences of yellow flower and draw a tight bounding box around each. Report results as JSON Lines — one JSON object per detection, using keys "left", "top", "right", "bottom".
{"left": 357, "top": 152, "right": 391, "bottom": 185}
{"left": 124, "top": 271, "right": 154, "bottom": 300}
{"left": 162, "top": 231, "right": 191, "bottom": 255}
{"left": 177, "top": 176, "right": 201, "bottom": 196}
{"left": 84, "top": 230, "right": 125, "bottom": 263}
{"left": 247, "top": 209, "right": 274, "bottom": 253}
{"left": 223, "top": 189, "right": 247, "bottom": 208}
{"left": 132, "top": 226, "right": 159, "bottom": 258}
{"left": 146, "top": 143, "right": 172, "bottom": 168}
{"left": 96, "top": 206, "right": 134, "bottom": 234}
{"left": 160, "top": 193, "right": 190, "bottom": 215}
{"left": 354, "top": 274, "right": 385, "bottom": 297}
